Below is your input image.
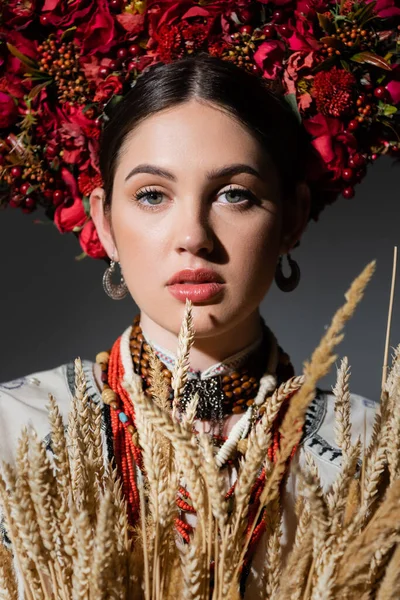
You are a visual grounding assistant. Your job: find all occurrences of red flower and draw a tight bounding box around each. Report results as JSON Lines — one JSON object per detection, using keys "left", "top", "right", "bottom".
{"left": 254, "top": 40, "right": 286, "bottom": 80}
{"left": 368, "top": 0, "right": 400, "bottom": 18}
{"left": 304, "top": 113, "right": 357, "bottom": 181}
{"left": 93, "top": 75, "right": 123, "bottom": 104}
{"left": 0, "top": 92, "right": 18, "bottom": 128}
{"left": 283, "top": 51, "right": 317, "bottom": 111}
{"left": 78, "top": 172, "right": 103, "bottom": 197}
{"left": 80, "top": 0, "right": 116, "bottom": 55}
{"left": 79, "top": 220, "right": 107, "bottom": 259}
{"left": 313, "top": 67, "right": 356, "bottom": 118}
{"left": 54, "top": 196, "right": 87, "bottom": 233}
{"left": 154, "top": 20, "right": 210, "bottom": 62}
{"left": 2, "top": 0, "right": 37, "bottom": 29}
{"left": 386, "top": 65, "right": 400, "bottom": 104}
{"left": 116, "top": 12, "right": 146, "bottom": 34}
{"left": 41, "top": 0, "right": 95, "bottom": 29}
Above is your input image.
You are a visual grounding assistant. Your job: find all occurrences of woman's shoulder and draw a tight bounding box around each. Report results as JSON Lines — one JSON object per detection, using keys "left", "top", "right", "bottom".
{"left": 0, "top": 359, "right": 99, "bottom": 464}
{"left": 301, "top": 387, "right": 378, "bottom": 488}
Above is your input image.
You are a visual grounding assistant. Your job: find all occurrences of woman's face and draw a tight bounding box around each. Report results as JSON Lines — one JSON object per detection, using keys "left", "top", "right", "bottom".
{"left": 93, "top": 99, "right": 299, "bottom": 339}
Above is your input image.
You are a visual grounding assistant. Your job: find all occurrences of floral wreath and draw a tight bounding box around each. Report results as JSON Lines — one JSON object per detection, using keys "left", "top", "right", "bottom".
{"left": 0, "top": 0, "right": 399, "bottom": 259}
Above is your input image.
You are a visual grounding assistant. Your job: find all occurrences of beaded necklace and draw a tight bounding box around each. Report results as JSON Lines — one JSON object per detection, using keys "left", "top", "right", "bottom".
{"left": 97, "top": 314, "right": 298, "bottom": 582}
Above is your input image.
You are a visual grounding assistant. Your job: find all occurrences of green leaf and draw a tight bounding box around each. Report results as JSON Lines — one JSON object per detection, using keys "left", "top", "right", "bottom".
{"left": 317, "top": 13, "right": 335, "bottom": 35}
{"left": 312, "top": 56, "right": 337, "bottom": 74}
{"left": 284, "top": 93, "right": 302, "bottom": 123}
{"left": 75, "top": 251, "right": 88, "bottom": 261}
{"left": 6, "top": 43, "right": 37, "bottom": 69}
{"left": 82, "top": 195, "right": 91, "bottom": 216}
{"left": 340, "top": 59, "right": 351, "bottom": 71}
{"left": 351, "top": 52, "right": 392, "bottom": 71}
{"left": 27, "top": 80, "right": 52, "bottom": 101}
{"left": 382, "top": 104, "right": 397, "bottom": 116}
{"left": 380, "top": 119, "right": 400, "bottom": 141}
{"left": 353, "top": 2, "right": 376, "bottom": 25}
{"left": 61, "top": 26, "right": 77, "bottom": 43}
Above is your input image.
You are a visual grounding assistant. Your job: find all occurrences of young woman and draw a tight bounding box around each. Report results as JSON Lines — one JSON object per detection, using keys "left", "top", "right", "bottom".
{"left": 0, "top": 55, "right": 376, "bottom": 597}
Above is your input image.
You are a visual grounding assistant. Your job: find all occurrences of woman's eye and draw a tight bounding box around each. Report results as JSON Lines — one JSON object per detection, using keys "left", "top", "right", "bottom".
{"left": 219, "top": 186, "right": 254, "bottom": 206}
{"left": 132, "top": 187, "right": 165, "bottom": 207}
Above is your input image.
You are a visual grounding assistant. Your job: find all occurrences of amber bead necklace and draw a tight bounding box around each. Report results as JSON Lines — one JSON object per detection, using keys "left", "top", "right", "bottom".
{"left": 128, "top": 314, "right": 293, "bottom": 422}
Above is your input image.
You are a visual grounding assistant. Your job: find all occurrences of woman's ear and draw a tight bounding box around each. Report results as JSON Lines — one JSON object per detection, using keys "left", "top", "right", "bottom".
{"left": 89, "top": 187, "right": 120, "bottom": 261}
{"left": 279, "top": 181, "right": 311, "bottom": 254}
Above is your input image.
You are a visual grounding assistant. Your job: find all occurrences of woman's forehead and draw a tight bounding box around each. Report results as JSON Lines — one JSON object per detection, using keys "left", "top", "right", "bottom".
{"left": 115, "top": 101, "right": 274, "bottom": 181}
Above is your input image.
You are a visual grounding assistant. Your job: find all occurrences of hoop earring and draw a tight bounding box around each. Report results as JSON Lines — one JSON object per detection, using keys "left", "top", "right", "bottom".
{"left": 274, "top": 253, "right": 301, "bottom": 292}
{"left": 103, "top": 260, "right": 129, "bottom": 300}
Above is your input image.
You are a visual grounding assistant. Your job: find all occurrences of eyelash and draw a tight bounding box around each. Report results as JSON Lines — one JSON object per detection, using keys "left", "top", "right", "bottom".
{"left": 131, "top": 184, "right": 257, "bottom": 212}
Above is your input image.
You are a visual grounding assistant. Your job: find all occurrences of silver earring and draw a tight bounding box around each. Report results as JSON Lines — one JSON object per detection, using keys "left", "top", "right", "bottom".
{"left": 103, "top": 260, "right": 129, "bottom": 300}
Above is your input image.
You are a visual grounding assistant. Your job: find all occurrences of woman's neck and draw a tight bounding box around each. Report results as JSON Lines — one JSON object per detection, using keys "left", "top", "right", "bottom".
{"left": 139, "top": 309, "right": 264, "bottom": 373}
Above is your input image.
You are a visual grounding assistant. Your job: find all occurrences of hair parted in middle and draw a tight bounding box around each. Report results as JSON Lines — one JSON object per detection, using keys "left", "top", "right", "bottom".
{"left": 99, "top": 53, "right": 322, "bottom": 220}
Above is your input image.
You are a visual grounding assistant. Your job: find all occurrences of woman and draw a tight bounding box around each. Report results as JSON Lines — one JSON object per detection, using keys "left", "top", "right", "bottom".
{"left": 0, "top": 55, "right": 376, "bottom": 596}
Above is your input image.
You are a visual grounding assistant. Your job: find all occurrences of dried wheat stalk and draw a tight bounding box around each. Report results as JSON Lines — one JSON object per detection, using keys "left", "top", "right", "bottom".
{"left": 1, "top": 261, "right": 400, "bottom": 599}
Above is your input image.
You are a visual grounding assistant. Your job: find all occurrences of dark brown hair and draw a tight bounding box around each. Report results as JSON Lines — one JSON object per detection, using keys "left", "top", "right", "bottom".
{"left": 99, "top": 53, "right": 316, "bottom": 217}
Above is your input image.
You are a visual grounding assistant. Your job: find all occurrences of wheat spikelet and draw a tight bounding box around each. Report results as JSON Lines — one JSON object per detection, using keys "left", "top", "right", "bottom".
{"left": 171, "top": 298, "right": 195, "bottom": 420}
{"left": 181, "top": 391, "right": 200, "bottom": 429}
{"left": 376, "top": 542, "right": 400, "bottom": 600}
{"left": 327, "top": 439, "right": 361, "bottom": 535}
{"left": 334, "top": 479, "right": 400, "bottom": 592}
{"left": 332, "top": 357, "right": 352, "bottom": 459}
{"left": 0, "top": 531, "right": 18, "bottom": 599}
{"left": 90, "top": 491, "right": 121, "bottom": 600}
{"left": 263, "top": 497, "right": 282, "bottom": 599}
{"left": 279, "top": 527, "right": 313, "bottom": 600}
{"left": 343, "top": 478, "right": 360, "bottom": 526}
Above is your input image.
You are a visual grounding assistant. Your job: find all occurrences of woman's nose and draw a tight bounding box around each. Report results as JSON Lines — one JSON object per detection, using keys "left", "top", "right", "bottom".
{"left": 173, "top": 202, "right": 214, "bottom": 256}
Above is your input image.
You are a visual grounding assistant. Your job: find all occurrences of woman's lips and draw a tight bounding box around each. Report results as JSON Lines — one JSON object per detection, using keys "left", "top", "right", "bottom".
{"left": 167, "top": 282, "right": 225, "bottom": 303}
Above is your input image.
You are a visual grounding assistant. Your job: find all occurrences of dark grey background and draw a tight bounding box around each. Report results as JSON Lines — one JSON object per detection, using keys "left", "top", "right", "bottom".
{"left": 1, "top": 155, "right": 399, "bottom": 401}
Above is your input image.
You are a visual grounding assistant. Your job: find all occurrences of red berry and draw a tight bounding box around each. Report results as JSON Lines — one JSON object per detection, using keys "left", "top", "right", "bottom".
{"left": 9, "top": 198, "right": 20, "bottom": 208}
{"left": 24, "top": 197, "right": 36, "bottom": 210}
{"left": 279, "top": 24, "right": 292, "bottom": 38}
{"left": 117, "top": 48, "right": 128, "bottom": 60}
{"left": 342, "top": 186, "right": 355, "bottom": 199}
{"left": 99, "top": 66, "right": 110, "bottom": 78}
{"left": 239, "top": 8, "right": 253, "bottom": 23}
{"left": 20, "top": 182, "right": 30, "bottom": 195}
{"left": 53, "top": 190, "right": 64, "bottom": 205}
{"left": 109, "top": 0, "right": 121, "bottom": 10}
{"left": 129, "top": 44, "right": 141, "bottom": 57}
{"left": 347, "top": 120, "right": 359, "bottom": 132}
{"left": 371, "top": 153, "right": 378, "bottom": 160}
{"left": 240, "top": 25, "right": 253, "bottom": 35}
{"left": 342, "top": 168, "right": 354, "bottom": 181}
{"left": 11, "top": 166, "right": 22, "bottom": 178}
{"left": 127, "top": 60, "right": 137, "bottom": 72}
{"left": 373, "top": 86, "right": 387, "bottom": 100}
{"left": 262, "top": 24, "right": 276, "bottom": 38}
{"left": 352, "top": 153, "right": 366, "bottom": 168}
{"left": 273, "top": 10, "right": 285, "bottom": 23}
{"left": 40, "top": 15, "right": 49, "bottom": 26}
{"left": 109, "top": 60, "right": 119, "bottom": 71}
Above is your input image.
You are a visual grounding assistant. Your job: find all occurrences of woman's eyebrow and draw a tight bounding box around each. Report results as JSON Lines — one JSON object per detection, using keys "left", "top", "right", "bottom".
{"left": 124, "top": 163, "right": 263, "bottom": 183}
